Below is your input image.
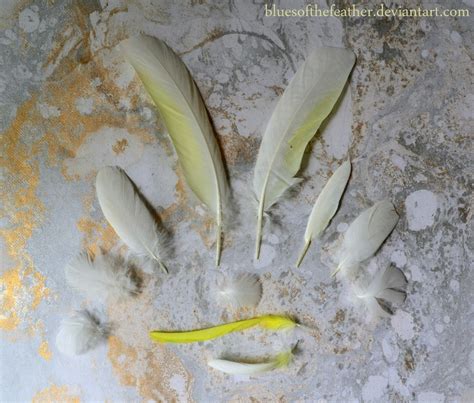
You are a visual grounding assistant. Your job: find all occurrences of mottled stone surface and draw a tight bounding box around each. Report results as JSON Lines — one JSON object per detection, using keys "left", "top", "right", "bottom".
{"left": 0, "top": 0, "right": 472, "bottom": 401}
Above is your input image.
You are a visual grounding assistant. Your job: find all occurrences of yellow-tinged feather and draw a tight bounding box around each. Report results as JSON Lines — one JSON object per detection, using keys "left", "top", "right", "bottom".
{"left": 149, "top": 315, "right": 296, "bottom": 344}
{"left": 120, "top": 35, "right": 228, "bottom": 265}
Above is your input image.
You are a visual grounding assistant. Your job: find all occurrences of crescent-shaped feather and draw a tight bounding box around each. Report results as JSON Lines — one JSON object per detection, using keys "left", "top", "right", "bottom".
{"left": 296, "top": 160, "right": 351, "bottom": 267}
{"left": 120, "top": 35, "right": 228, "bottom": 266}
{"left": 253, "top": 47, "right": 355, "bottom": 259}
{"left": 208, "top": 350, "right": 292, "bottom": 375}
{"left": 333, "top": 200, "right": 399, "bottom": 276}
{"left": 96, "top": 166, "right": 168, "bottom": 273}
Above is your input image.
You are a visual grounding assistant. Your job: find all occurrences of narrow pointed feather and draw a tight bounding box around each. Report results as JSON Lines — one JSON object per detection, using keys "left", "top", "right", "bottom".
{"left": 56, "top": 310, "right": 109, "bottom": 356}
{"left": 208, "top": 350, "right": 292, "bottom": 375}
{"left": 216, "top": 273, "right": 262, "bottom": 309}
{"left": 358, "top": 265, "right": 407, "bottom": 317}
{"left": 149, "top": 315, "right": 296, "bottom": 344}
{"left": 120, "top": 35, "right": 228, "bottom": 266}
{"left": 65, "top": 251, "right": 139, "bottom": 299}
{"left": 253, "top": 47, "right": 355, "bottom": 259}
{"left": 296, "top": 160, "right": 351, "bottom": 267}
{"left": 333, "top": 200, "right": 399, "bottom": 276}
{"left": 96, "top": 166, "right": 168, "bottom": 273}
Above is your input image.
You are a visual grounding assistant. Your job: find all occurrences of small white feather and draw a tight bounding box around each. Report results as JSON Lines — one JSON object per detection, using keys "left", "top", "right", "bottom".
{"left": 56, "top": 310, "right": 109, "bottom": 356}
{"left": 296, "top": 160, "right": 351, "bottom": 267}
{"left": 96, "top": 166, "right": 168, "bottom": 273}
{"left": 216, "top": 273, "right": 262, "bottom": 309}
{"left": 334, "top": 200, "right": 399, "bottom": 276}
{"left": 65, "top": 251, "right": 139, "bottom": 299}
{"left": 208, "top": 350, "right": 292, "bottom": 375}
{"left": 357, "top": 265, "right": 407, "bottom": 317}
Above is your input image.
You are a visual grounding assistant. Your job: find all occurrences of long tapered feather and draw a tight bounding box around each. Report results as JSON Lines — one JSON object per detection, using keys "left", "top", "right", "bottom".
{"left": 216, "top": 273, "right": 262, "bottom": 309}
{"left": 96, "top": 166, "right": 168, "bottom": 273}
{"left": 208, "top": 350, "right": 292, "bottom": 375}
{"left": 149, "top": 315, "right": 296, "bottom": 344}
{"left": 120, "top": 35, "right": 228, "bottom": 266}
{"left": 56, "top": 310, "right": 109, "bottom": 356}
{"left": 296, "top": 160, "right": 351, "bottom": 267}
{"left": 253, "top": 47, "right": 355, "bottom": 259}
{"left": 65, "top": 251, "right": 139, "bottom": 299}
{"left": 333, "top": 200, "right": 399, "bottom": 276}
{"left": 357, "top": 265, "right": 407, "bottom": 317}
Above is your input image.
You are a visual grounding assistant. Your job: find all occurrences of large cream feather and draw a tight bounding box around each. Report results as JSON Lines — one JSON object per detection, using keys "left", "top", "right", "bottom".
{"left": 120, "top": 35, "right": 228, "bottom": 266}
{"left": 296, "top": 160, "right": 351, "bottom": 267}
{"left": 333, "top": 200, "right": 399, "bottom": 276}
{"left": 96, "top": 166, "right": 168, "bottom": 273}
{"left": 253, "top": 47, "right": 355, "bottom": 259}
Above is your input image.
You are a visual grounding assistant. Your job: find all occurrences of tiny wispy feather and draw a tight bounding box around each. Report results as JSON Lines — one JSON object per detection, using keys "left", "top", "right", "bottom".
{"left": 216, "top": 273, "right": 262, "bottom": 309}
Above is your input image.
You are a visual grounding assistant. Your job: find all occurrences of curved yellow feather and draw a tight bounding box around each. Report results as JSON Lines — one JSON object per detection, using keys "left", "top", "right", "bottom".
{"left": 149, "top": 315, "right": 296, "bottom": 344}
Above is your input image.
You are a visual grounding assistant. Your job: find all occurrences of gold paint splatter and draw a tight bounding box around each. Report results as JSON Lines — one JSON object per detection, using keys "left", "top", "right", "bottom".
{"left": 38, "top": 340, "right": 52, "bottom": 361}
{"left": 32, "top": 384, "right": 80, "bottom": 403}
{"left": 112, "top": 138, "right": 128, "bottom": 154}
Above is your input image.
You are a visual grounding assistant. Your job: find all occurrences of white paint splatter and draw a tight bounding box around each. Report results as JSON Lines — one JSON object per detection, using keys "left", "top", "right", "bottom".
{"left": 337, "top": 222, "right": 348, "bottom": 232}
{"left": 382, "top": 334, "right": 399, "bottom": 363}
{"left": 253, "top": 244, "right": 275, "bottom": 269}
{"left": 391, "top": 250, "right": 407, "bottom": 268}
{"left": 64, "top": 127, "right": 144, "bottom": 178}
{"left": 169, "top": 374, "right": 188, "bottom": 402}
{"left": 362, "top": 375, "right": 388, "bottom": 401}
{"left": 19, "top": 8, "right": 40, "bottom": 33}
{"left": 38, "top": 103, "right": 61, "bottom": 118}
{"left": 75, "top": 97, "right": 94, "bottom": 115}
{"left": 391, "top": 310, "right": 415, "bottom": 340}
{"left": 391, "top": 154, "right": 407, "bottom": 171}
{"left": 405, "top": 190, "right": 438, "bottom": 231}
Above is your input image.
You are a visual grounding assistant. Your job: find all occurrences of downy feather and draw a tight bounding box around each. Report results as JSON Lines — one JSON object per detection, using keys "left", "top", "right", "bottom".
{"left": 56, "top": 310, "right": 109, "bottom": 356}
{"left": 65, "top": 251, "right": 139, "bottom": 299}
{"left": 357, "top": 265, "right": 407, "bottom": 317}
{"left": 208, "top": 350, "right": 292, "bottom": 375}
{"left": 96, "top": 166, "right": 168, "bottom": 273}
{"left": 253, "top": 47, "right": 355, "bottom": 259}
{"left": 216, "top": 273, "right": 262, "bottom": 309}
{"left": 149, "top": 315, "right": 296, "bottom": 344}
{"left": 296, "top": 160, "right": 351, "bottom": 267}
{"left": 120, "top": 35, "right": 228, "bottom": 266}
{"left": 333, "top": 200, "right": 399, "bottom": 276}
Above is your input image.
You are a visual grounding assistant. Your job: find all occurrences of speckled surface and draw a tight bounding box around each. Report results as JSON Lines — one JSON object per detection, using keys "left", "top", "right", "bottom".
{"left": 1, "top": 0, "right": 473, "bottom": 401}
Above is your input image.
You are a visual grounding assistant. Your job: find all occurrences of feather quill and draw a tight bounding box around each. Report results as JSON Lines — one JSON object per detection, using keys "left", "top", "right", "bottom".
{"left": 56, "top": 310, "right": 109, "bottom": 356}
{"left": 208, "top": 350, "right": 292, "bottom": 375}
{"left": 96, "top": 166, "right": 168, "bottom": 273}
{"left": 216, "top": 273, "right": 262, "bottom": 309}
{"left": 333, "top": 200, "right": 399, "bottom": 276}
{"left": 65, "top": 251, "right": 139, "bottom": 299}
{"left": 149, "top": 315, "right": 296, "bottom": 344}
{"left": 357, "top": 265, "right": 407, "bottom": 317}
{"left": 253, "top": 47, "right": 355, "bottom": 259}
{"left": 296, "top": 160, "right": 351, "bottom": 267}
{"left": 120, "top": 35, "right": 228, "bottom": 266}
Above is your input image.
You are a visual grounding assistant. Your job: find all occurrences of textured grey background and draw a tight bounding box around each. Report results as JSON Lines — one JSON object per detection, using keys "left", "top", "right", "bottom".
{"left": 0, "top": 0, "right": 473, "bottom": 401}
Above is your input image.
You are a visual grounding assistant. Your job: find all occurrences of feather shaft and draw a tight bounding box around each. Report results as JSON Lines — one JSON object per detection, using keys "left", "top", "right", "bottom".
{"left": 120, "top": 35, "right": 228, "bottom": 266}
{"left": 149, "top": 315, "right": 295, "bottom": 344}
{"left": 253, "top": 47, "right": 355, "bottom": 258}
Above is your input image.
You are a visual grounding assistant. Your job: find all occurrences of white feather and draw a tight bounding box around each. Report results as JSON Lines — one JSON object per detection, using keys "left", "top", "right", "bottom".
{"left": 65, "top": 251, "right": 139, "bottom": 299}
{"left": 96, "top": 166, "right": 168, "bottom": 273}
{"left": 357, "top": 265, "right": 407, "bottom": 317}
{"left": 56, "top": 310, "right": 109, "bottom": 356}
{"left": 296, "top": 160, "right": 351, "bottom": 267}
{"left": 253, "top": 47, "right": 355, "bottom": 259}
{"left": 334, "top": 200, "right": 399, "bottom": 276}
{"left": 208, "top": 350, "right": 292, "bottom": 375}
{"left": 120, "top": 35, "right": 228, "bottom": 266}
{"left": 216, "top": 273, "right": 262, "bottom": 309}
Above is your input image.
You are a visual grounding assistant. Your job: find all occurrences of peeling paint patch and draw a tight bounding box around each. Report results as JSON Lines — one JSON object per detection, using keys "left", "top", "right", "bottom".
{"left": 405, "top": 190, "right": 438, "bottom": 231}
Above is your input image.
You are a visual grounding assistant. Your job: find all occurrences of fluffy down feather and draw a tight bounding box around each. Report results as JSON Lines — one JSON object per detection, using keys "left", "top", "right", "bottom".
{"left": 216, "top": 273, "right": 262, "bottom": 309}
{"left": 56, "top": 310, "right": 109, "bottom": 356}
{"left": 357, "top": 265, "right": 407, "bottom": 317}
{"left": 65, "top": 251, "right": 139, "bottom": 299}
